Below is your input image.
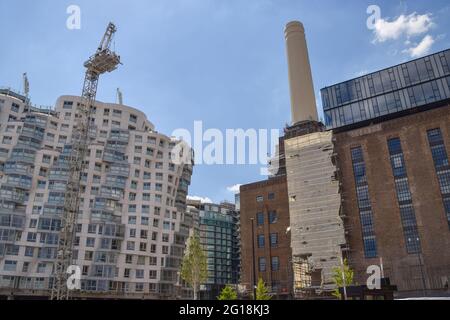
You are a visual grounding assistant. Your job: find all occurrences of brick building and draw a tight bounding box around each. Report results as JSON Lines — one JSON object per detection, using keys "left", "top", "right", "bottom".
{"left": 239, "top": 176, "right": 292, "bottom": 299}
{"left": 323, "top": 49, "right": 450, "bottom": 297}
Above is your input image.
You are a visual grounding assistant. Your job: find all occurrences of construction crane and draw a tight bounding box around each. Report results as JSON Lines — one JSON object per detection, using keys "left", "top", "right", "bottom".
{"left": 51, "top": 22, "right": 121, "bottom": 300}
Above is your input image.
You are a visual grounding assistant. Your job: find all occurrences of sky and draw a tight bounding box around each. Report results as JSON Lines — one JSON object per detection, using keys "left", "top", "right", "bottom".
{"left": 1, "top": 0, "right": 450, "bottom": 204}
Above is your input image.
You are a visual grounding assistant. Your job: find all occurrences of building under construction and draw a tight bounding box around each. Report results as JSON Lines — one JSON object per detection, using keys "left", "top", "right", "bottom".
{"left": 0, "top": 23, "right": 194, "bottom": 299}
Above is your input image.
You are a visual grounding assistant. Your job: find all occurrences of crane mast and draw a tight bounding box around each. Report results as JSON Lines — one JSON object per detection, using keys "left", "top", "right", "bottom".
{"left": 51, "top": 22, "right": 121, "bottom": 300}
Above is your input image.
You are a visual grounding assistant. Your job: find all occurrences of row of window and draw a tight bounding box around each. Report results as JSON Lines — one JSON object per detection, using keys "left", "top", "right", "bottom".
{"left": 322, "top": 50, "right": 450, "bottom": 110}
{"left": 256, "top": 211, "right": 278, "bottom": 226}
{"left": 351, "top": 129, "right": 449, "bottom": 257}
{"left": 387, "top": 138, "right": 422, "bottom": 254}
{"left": 324, "top": 76, "right": 450, "bottom": 129}
{"left": 427, "top": 128, "right": 450, "bottom": 227}
{"left": 258, "top": 256, "right": 280, "bottom": 272}
{"left": 255, "top": 192, "right": 275, "bottom": 202}
{"left": 257, "top": 233, "right": 279, "bottom": 248}
{"left": 351, "top": 147, "right": 378, "bottom": 258}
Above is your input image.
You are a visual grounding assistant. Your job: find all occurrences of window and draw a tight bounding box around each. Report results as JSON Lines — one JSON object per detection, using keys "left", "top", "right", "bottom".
{"left": 88, "top": 224, "right": 96, "bottom": 234}
{"left": 141, "top": 217, "right": 149, "bottom": 226}
{"left": 257, "top": 234, "right": 265, "bottom": 248}
{"left": 27, "top": 232, "right": 37, "bottom": 242}
{"left": 3, "top": 260, "right": 17, "bottom": 271}
{"left": 256, "top": 195, "right": 263, "bottom": 202}
{"left": 86, "top": 237, "right": 95, "bottom": 247}
{"left": 427, "top": 128, "right": 450, "bottom": 228}
{"left": 351, "top": 146, "right": 378, "bottom": 258}
{"left": 128, "top": 216, "right": 136, "bottom": 224}
{"left": 2, "top": 136, "right": 12, "bottom": 144}
{"left": 270, "top": 233, "right": 278, "bottom": 247}
{"left": 136, "top": 269, "right": 144, "bottom": 279}
{"left": 258, "top": 257, "right": 266, "bottom": 272}
{"left": 271, "top": 257, "right": 280, "bottom": 271}
{"left": 22, "top": 262, "right": 30, "bottom": 272}
{"left": 85, "top": 251, "right": 93, "bottom": 261}
{"left": 256, "top": 212, "right": 264, "bottom": 226}
{"left": 149, "top": 270, "right": 157, "bottom": 279}
{"left": 388, "top": 138, "right": 421, "bottom": 253}
{"left": 268, "top": 192, "right": 275, "bottom": 200}
{"left": 127, "top": 241, "right": 135, "bottom": 251}
{"left": 37, "top": 180, "right": 46, "bottom": 189}
{"left": 29, "top": 219, "right": 37, "bottom": 228}
{"left": 269, "top": 211, "right": 277, "bottom": 224}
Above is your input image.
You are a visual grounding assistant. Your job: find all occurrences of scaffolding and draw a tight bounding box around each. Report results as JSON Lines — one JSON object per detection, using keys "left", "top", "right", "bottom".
{"left": 50, "top": 22, "right": 121, "bottom": 300}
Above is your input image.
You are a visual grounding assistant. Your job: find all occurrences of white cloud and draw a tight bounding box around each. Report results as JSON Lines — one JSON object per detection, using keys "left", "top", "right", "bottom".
{"left": 403, "top": 35, "right": 435, "bottom": 58}
{"left": 373, "top": 12, "right": 434, "bottom": 43}
{"left": 226, "top": 184, "right": 242, "bottom": 194}
{"left": 187, "top": 195, "right": 212, "bottom": 203}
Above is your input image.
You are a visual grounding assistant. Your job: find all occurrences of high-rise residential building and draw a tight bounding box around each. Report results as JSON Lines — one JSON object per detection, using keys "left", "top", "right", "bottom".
{"left": 0, "top": 90, "right": 194, "bottom": 299}
{"left": 325, "top": 49, "right": 450, "bottom": 297}
{"left": 239, "top": 176, "right": 292, "bottom": 299}
{"left": 187, "top": 200, "right": 240, "bottom": 300}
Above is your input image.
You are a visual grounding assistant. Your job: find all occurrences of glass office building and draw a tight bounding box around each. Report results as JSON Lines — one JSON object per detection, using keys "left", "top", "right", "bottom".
{"left": 321, "top": 49, "right": 450, "bottom": 130}
{"left": 197, "top": 203, "right": 239, "bottom": 299}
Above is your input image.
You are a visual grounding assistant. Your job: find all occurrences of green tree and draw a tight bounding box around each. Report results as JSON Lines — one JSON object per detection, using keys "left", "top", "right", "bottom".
{"left": 180, "top": 231, "right": 207, "bottom": 300}
{"left": 331, "top": 258, "right": 355, "bottom": 299}
{"left": 255, "top": 278, "right": 272, "bottom": 300}
{"left": 217, "top": 285, "right": 238, "bottom": 300}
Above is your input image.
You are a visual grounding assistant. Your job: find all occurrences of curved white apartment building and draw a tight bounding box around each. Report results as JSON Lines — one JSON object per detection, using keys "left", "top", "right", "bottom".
{"left": 0, "top": 89, "right": 194, "bottom": 299}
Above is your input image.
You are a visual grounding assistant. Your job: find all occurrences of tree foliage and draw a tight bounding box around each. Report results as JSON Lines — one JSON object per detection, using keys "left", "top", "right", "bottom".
{"left": 255, "top": 278, "right": 271, "bottom": 300}
{"left": 217, "top": 285, "right": 238, "bottom": 300}
{"left": 180, "top": 232, "right": 207, "bottom": 300}
{"left": 331, "top": 258, "right": 354, "bottom": 299}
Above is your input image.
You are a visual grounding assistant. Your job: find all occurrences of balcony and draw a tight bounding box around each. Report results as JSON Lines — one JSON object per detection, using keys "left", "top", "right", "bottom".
{"left": 103, "top": 149, "right": 125, "bottom": 163}
{"left": 23, "top": 114, "right": 48, "bottom": 128}
{"left": 0, "top": 187, "right": 25, "bottom": 203}
{"left": 48, "top": 169, "right": 69, "bottom": 181}
{"left": 104, "top": 177, "right": 126, "bottom": 189}
{"left": 9, "top": 149, "right": 36, "bottom": 164}
{"left": 3, "top": 162, "right": 33, "bottom": 176}
{"left": 42, "top": 204, "right": 64, "bottom": 216}
{"left": 21, "top": 124, "right": 45, "bottom": 140}
{"left": 90, "top": 208, "right": 122, "bottom": 224}
{"left": 5, "top": 175, "right": 32, "bottom": 190}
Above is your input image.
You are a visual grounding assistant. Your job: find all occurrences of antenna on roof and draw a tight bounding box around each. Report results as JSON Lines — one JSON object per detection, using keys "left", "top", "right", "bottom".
{"left": 23, "top": 73, "right": 30, "bottom": 113}
{"left": 116, "top": 87, "right": 123, "bottom": 105}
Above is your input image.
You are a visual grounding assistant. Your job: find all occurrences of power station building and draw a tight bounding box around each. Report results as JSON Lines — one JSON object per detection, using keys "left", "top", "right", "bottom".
{"left": 0, "top": 90, "right": 194, "bottom": 299}
{"left": 327, "top": 49, "right": 450, "bottom": 297}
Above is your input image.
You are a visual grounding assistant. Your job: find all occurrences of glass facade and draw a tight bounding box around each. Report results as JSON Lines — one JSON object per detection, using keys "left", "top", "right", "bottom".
{"left": 321, "top": 49, "right": 450, "bottom": 129}
{"left": 387, "top": 138, "right": 421, "bottom": 254}
{"left": 350, "top": 147, "right": 377, "bottom": 258}
{"left": 427, "top": 128, "right": 450, "bottom": 228}
{"left": 198, "top": 203, "right": 240, "bottom": 290}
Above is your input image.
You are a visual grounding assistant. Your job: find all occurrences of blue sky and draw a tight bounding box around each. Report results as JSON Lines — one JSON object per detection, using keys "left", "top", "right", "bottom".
{"left": 1, "top": 0, "right": 450, "bottom": 203}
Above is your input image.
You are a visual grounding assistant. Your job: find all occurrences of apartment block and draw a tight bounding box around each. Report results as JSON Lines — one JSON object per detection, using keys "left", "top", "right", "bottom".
{"left": 0, "top": 89, "right": 193, "bottom": 299}
{"left": 187, "top": 201, "right": 240, "bottom": 300}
